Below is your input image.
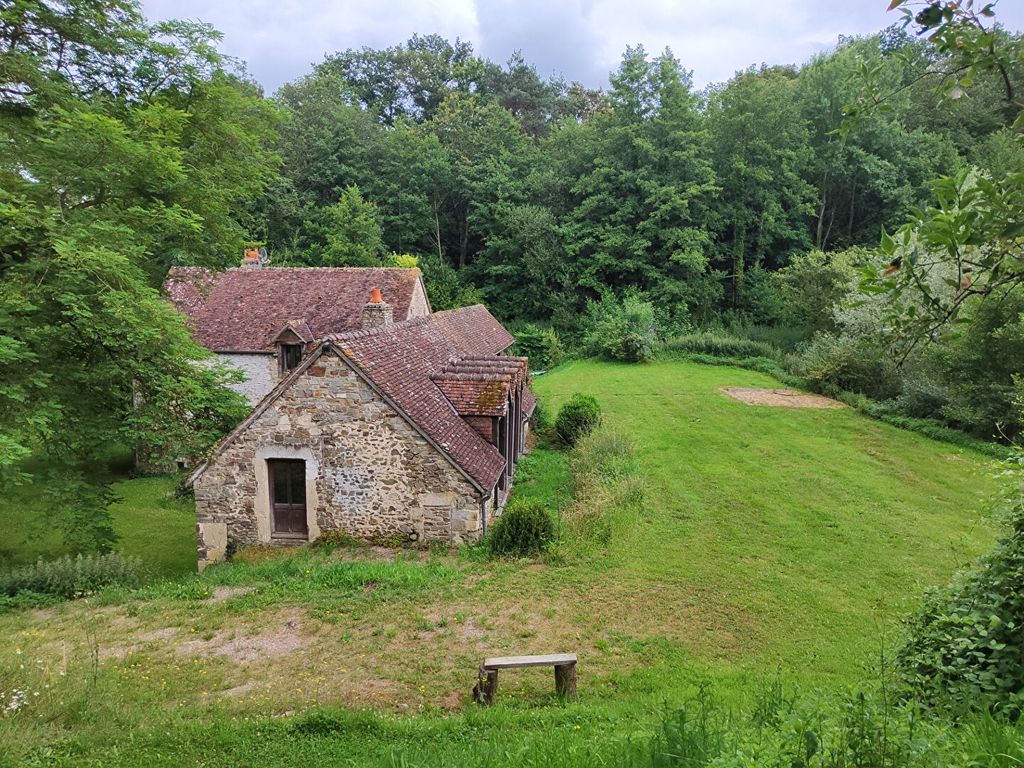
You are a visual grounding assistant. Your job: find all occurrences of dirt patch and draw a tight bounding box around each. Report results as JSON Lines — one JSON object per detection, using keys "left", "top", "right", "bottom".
{"left": 176, "top": 611, "right": 311, "bottom": 664}
{"left": 720, "top": 387, "right": 844, "bottom": 409}
{"left": 221, "top": 681, "right": 257, "bottom": 698}
{"left": 440, "top": 688, "right": 466, "bottom": 711}
{"left": 138, "top": 627, "right": 179, "bottom": 643}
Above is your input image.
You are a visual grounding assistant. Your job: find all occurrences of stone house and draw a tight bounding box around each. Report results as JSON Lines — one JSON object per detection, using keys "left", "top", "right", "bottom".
{"left": 185, "top": 301, "right": 535, "bottom": 569}
{"left": 164, "top": 260, "right": 431, "bottom": 403}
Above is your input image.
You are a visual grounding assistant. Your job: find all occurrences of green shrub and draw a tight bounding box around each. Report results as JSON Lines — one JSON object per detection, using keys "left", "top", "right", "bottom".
{"left": 555, "top": 393, "right": 601, "bottom": 447}
{"left": 0, "top": 553, "right": 143, "bottom": 599}
{"left": 513, "top": 324, "right": 565, "bottom": 370}
{"left": 896, "top": 475, "right": 1024, "bottom": 714}
{"left": 797, "top": 331, "right": 901, "bottom": 400}
{"left": 531, "top": 398, "right": 552, "bottom": 438}
{"left": 582, "top": 292, "right": 662, "bottom": 362}
{"left": 488, "top": 499, "right": 555, "bottom": 558}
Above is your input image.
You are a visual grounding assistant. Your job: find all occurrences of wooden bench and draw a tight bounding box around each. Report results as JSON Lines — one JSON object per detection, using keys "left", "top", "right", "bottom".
{"left": 474, "top": 653, "right": 577, "bottom": 705}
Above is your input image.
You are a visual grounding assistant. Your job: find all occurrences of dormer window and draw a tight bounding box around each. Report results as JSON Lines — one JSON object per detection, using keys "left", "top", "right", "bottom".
{"left": 280, "top": 343, "right": 303, "bottom": 373}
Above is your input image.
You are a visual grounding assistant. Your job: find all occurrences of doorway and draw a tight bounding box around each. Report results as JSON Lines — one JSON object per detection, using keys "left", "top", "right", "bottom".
{"left": 268, "top": 458, "right": 308, "bottom": 537}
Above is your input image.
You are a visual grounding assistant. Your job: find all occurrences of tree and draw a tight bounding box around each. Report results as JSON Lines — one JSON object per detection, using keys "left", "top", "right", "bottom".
{"left": 426, "top": 92, "right": 529, "bottom": 270}
{"left": 798, "top": 36, "right": 962, "bottom": 252}
{"left": 321, "top": 34, "right": 486, "bottom": 124}
{"left": 0, "top": 0, "right": 275, "bottom": 551}
{"left": 561, "top": 47, "right": 720, "bottom": 318}
{"left": 320, "top": 185, "right": 386, "bottom": 267}
{"left": 858, "top": 2, "right": 1024, "bottom": 354}
{"left": 707, "top": 66, "right": 816, "bottom": 306}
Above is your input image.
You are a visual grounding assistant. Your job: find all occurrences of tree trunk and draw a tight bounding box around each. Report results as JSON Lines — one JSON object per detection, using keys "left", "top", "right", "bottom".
{"left": 846, "top": 175, "right": 857, "bottom": 239}
{"left": 733, "top": 215, "right": 746, "bottom": 308}
{"left": 458, "top": 208, "right": 469, "bottom": 270}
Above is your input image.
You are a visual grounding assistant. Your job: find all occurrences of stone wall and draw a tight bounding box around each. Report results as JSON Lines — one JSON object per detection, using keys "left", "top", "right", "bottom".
{"left": 216, "top": 352, "right": 278, "bottom": 404}
{"left": 194, "top": 351, "right": 483, "bottom": 569}
{"left": 408, "top": 277, "right": 431, "bottom": 318}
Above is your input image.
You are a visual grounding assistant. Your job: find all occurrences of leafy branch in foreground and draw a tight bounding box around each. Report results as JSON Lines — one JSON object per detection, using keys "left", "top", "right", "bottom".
{"left": 854, "top": 1, "right": 1024, "bottom": 358}
{"left": 0, "top": 0, "right": 278, "bottom": 552}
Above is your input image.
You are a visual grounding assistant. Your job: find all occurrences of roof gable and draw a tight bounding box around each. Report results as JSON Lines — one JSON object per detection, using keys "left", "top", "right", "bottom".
{"left": 164, "top": 267, "right": 424, "bottom": 353}
{"left": 190, "top": 305, "right": 520, "bottom": 491}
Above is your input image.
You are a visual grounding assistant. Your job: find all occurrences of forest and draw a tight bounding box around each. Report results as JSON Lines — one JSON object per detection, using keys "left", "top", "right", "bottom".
{"left": 1, "top": 2, "right": 1023, "bottom": 539}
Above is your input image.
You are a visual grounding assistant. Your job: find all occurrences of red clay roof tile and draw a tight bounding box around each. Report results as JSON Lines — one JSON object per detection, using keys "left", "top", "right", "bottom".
{"left": 164, "top": 266, "right": 423, "bottom": 353}
{"left": 327, "top": 305, "right": 517, "bottom": 490}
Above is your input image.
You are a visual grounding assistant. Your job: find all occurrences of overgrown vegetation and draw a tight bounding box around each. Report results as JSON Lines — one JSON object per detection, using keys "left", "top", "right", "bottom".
{"left": 0, "top": 553, "right": 142, "bottom": 603}
{"left": 627, "top": 679, "right": 1024, "bottom": 768}
{"left": 895, "top": 451, "right": 1024, "bottom": 715}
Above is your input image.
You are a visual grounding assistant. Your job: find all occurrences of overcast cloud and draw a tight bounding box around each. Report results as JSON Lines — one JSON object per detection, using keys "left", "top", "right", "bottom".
{"left": 139, "top": 0, "right": 1024, "bottom": 94}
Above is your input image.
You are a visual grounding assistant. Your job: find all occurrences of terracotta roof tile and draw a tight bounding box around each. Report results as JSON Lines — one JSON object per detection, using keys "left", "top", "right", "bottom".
{"left": 327, "top": 305, "right": 517, "bottom": 490}
{"left": 164, "top": 266, "right": 424, "bottom": 352}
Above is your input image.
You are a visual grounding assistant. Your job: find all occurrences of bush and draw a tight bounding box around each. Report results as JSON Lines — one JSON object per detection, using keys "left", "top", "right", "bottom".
{"left": 513, "top": 324, "right": 565, "bottom": 370}
{"left": 555, "top": 393, "right": 601, "bottom": 447}
{"left": 0, "top": 553, "right": 143, "bottom": 599}
{"left": 488, "top": 499, "right": 555, "bottom": 558}
{"left": 896, "top": 471, "right": 1024, "bottom": 714}
{"left": 797, "top": 331, "right": 901, "bottom": 400}
{"left": 582, "top": 292, "right": 662, "bottom": 362}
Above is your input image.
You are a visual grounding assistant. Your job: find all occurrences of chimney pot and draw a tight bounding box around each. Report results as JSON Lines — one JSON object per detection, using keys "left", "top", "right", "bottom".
{"left": 242, "top": 247, "right": 262, "bottom": 268}
{"left": 362, "top": 289, "right": 393, "bottom": 329}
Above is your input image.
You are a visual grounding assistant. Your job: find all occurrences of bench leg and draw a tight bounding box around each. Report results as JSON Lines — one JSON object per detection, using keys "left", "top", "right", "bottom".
{"left": 554, "top": 663, "right": 576, "bottom": 700}
{"left": 474, "top": 667, "right": 499, "bottom": 705}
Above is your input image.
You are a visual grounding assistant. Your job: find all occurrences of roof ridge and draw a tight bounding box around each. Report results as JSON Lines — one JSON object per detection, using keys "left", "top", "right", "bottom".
{"left": 432, "top": 372, "right": 511, "bottom": 382}
{"left": 167, "top": 266, "right": 420, "bottom": 274}
{"left": 325, "top": 304, "right": 488, "bottom": 344}
{"left": 326, "top": 313, "right": 432, "bottom": 343}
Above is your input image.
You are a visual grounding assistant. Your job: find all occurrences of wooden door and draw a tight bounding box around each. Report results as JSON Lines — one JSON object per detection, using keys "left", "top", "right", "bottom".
{"left": 269, "top": 459, "right": 307, "bottom": 536}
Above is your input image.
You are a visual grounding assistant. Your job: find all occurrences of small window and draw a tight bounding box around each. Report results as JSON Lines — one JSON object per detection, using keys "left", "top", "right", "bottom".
{"left": 279, "top": 343, "right": 303, "bottom": 373}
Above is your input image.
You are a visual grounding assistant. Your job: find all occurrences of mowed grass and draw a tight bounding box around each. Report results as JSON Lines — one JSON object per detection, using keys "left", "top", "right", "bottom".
{"left": 0, "top": 359, "right": 998, "bottom": 766}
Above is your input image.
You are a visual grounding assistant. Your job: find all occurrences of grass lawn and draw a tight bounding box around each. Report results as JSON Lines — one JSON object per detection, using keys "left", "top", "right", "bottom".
{"left": 0, "top": 359, "right": 998, "bottom": 766}
{"left": 0, "top": 474, "right": 194, "bottom": 577}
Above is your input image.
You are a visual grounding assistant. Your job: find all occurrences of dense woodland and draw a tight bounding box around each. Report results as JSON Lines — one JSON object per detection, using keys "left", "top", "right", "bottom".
{"left": 1, "top": 0, "right": 1023, "bottom": 538}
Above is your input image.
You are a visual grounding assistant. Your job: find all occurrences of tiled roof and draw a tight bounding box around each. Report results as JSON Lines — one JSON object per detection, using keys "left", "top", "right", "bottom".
{"left": 521, "top": 388, "right": 537, "bottom": 418}
{"left": 434, "top": 376, "right": 511, "bottom": 417}
{"left": 164, "top": 267, "right": 424, "bottom": 353}
{"left": 327, "top": 305, "right": 517, "bottom": 490}
{"left": 431, "top": 357, "right": 529, "bottom": 417}
{"left": 274, "top": 319, "right": 315, "bottom": 344}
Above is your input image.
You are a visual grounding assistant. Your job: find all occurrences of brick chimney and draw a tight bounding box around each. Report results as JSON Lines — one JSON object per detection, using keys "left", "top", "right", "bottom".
{"left": 362, "top": 288, "right": 393, "bottom": 330}
{"left": 241, "top": 247, "right": 267, "bottom": 268}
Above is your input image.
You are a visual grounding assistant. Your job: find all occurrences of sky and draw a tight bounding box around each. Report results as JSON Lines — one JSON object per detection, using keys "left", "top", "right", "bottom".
{"left": 139, "top": 0, "right": 1024, "bottom": 95}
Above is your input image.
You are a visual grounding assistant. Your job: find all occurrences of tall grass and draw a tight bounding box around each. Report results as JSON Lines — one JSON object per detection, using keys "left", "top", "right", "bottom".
{"left": 0, "top": 553, "right": 143, "bottom": 604}
{"left": 623, "top": 679, "right": 1024, "bottom": 768}
{"left": 558, "top": 426, "right": 645, "bottom": 556}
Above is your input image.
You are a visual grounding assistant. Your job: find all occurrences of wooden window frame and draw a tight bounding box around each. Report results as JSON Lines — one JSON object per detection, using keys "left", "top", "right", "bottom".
{"left": 279, "top": 342, "right": 304, "bottom": 374}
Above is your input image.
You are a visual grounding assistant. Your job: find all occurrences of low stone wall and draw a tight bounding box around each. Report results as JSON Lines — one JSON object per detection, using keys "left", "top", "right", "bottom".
{"left": 194, "top": 351, "right": 483, "bottom": 569}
